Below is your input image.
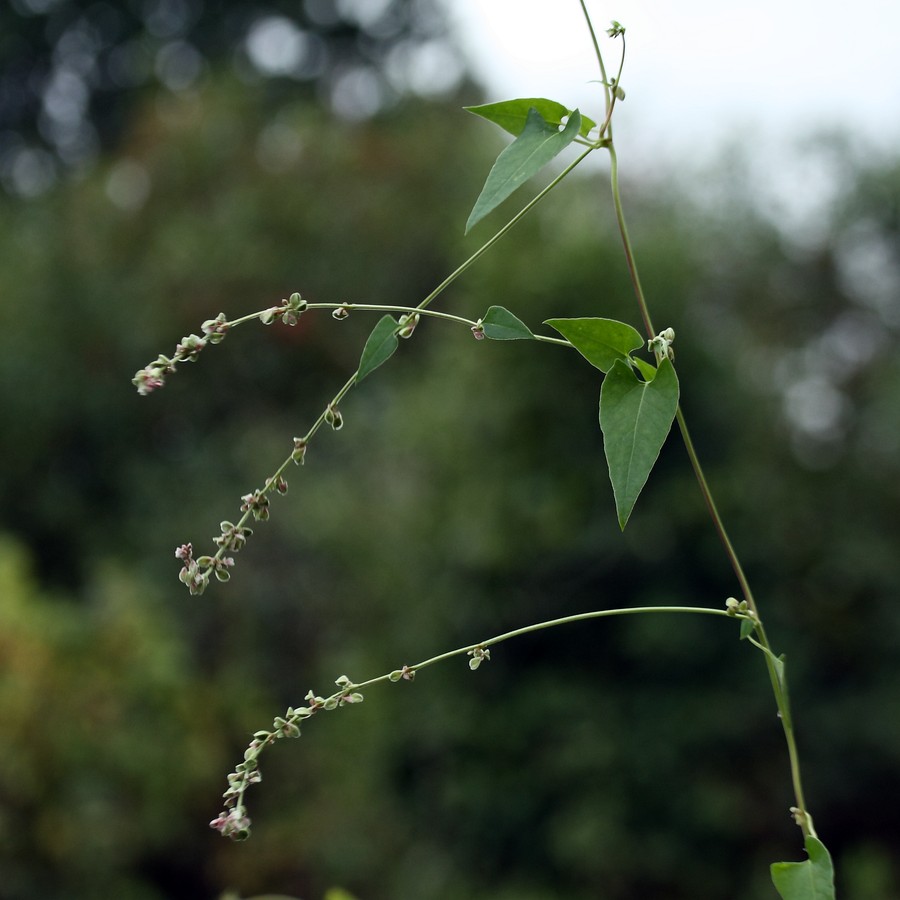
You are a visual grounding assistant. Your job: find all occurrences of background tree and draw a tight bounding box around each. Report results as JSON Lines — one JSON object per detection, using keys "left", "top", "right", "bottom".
{"left": 0, "top": 0, "right": 465, "bottom": 195}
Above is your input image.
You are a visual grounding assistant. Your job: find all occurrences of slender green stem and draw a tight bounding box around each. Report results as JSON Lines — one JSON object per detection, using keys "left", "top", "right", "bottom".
{"left": 305, "top": 303, "right": 578, "bottom": 348}
{"left": 579, "top": 0, "right": 611, "bottom": 113}
{"left": 608, "top": 143, "right": 655, "bottom": 338}
{"left": 605, "top": 126, "right": 813, "bottom": 841}
{"left": 351, "top": 605, "right": 732, "bottom": 688}
{"left": 405, "top": 604, "right": 731, "bottom": 675}
{"left": 415, "top": 147, "right": 594, "bottom": 313}
{"left": 674, "top": 409, "right": 757, "bottom": 615}
{"left": 309, "top": 303, "right": 477, "bottom": 328}
{"left": 224, "top": 304, "right": 574, "bottom": 348}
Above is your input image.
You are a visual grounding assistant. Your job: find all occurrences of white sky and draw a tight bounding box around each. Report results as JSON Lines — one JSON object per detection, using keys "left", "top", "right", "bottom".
{"left": 442, "top": 0, "right": 900, "bottom": 170}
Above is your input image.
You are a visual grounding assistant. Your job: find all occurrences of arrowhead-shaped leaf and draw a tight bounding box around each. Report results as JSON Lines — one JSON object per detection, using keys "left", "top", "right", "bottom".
{"left": 771, "top": 837, "right": 835, "bottom": 900}
{"left": 466, "top": 107, "right": 582, "bottom": 234}
{"left": 465, "top": 98, "right": 596, "bottom": 138}
{"left": 599, "top": 357, "right": 679, "bottom": 529}
{"left": 546, "top": 317, "right": 644, "bottom": 372}
{"left": 482, "top": 306, "right": 534, "bottom": 340}
{"left": 357, "top": 315, "right": 399, "bottom": 382}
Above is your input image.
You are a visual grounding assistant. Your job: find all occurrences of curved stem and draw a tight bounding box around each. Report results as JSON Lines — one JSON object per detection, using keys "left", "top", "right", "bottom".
{"left": 225, "top": 603, "right": 741, "bottom": 833}
{"left": 405, "top": 604, "right": 730, "bottom": 676}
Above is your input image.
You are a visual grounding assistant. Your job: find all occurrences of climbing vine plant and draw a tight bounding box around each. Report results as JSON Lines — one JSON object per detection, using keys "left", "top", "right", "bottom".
{"left": 133, "top": 6, "right": 835, "bottom": 898}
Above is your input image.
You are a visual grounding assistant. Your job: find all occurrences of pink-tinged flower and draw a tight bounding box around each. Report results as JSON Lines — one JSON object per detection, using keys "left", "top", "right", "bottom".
{"left": 209, "top": 807, "right": 251, "bottom": 840}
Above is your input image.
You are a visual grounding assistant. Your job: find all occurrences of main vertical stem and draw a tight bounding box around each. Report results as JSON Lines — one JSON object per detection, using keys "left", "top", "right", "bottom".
{"left": 606, "top": 137, "right": 813, "bottom": 839}
{"left": 608, "top": 145, "right": 654, "bottom": 340}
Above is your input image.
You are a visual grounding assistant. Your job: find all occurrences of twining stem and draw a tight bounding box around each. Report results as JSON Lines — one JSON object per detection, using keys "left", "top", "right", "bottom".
{"left": 591, "top": 15, "right": 813, "bottom": 839}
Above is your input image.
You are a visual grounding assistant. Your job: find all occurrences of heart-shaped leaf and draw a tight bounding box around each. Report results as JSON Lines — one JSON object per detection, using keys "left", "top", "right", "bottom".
{"left": 465, "top": 98, "right": 596, "bottom": 138}
{"left": 466, "top": 107, "right": 582, "bottom": 234}
{"left": 357, "top": 315, "right": 399, "bottom": 382}
{"left": 771, "top": 836, "right": 835, "bottom": 900}
{"left": 546, "top": 317, "right": 644, "bottom": 372}
{"left": 482, "top": 306, "right": 534, "bottom": 340}
{"left": 599, "top": 357, "right": 679, "bottom": 529}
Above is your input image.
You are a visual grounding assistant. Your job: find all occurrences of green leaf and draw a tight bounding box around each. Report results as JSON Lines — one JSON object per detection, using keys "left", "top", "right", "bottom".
{"left": 465, "top": 98, "right": 596, "bottom": 138}
{"left": 739, "top": 617, "right": 756, "bottom": 640}
{"left": 772, "top": 652, "right": 787, "bottom": 692}
{"left": 771, "top": 837, "right": 835, "bottom": 900}
{"left": 482, "top": 306, "right": 534, "bottom": 340}
{"left": 754, "top": 641, "right": 788, "bottom": 693}
{"left": 632, "top": 357, "right": 658, "bottom": 382}
{"left": 599, "top": 357, "right": 679, "bottom": 529}
{"left": 546, "top": 317, "right": 644, "bottom": 373}
{"left": 357, "top": 315, "right": 399, "bottom": 382}
{"left": 466, "top": 108, "right": 582, "bottom": 234}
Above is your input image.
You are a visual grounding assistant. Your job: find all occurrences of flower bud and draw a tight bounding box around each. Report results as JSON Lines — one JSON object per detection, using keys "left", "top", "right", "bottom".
{"left": 291, "top": 437, "right": 308, "bottom": 465}
{"left": 398, "top": 313, "right": 420, "bottom": 339}
{"left": 202, "top": 313, "right": 230, "bottom": 344}
{"left": 176, "top": 334, "right": 206, "bottom": 362}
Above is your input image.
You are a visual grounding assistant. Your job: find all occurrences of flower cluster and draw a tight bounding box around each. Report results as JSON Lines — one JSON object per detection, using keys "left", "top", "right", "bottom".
{"left": 176, "top": 471, "right": 294, "bottom": 594}
{"left": 132, "top": 313, "right": 230, "bottom": 395}
{"left": 209, "top": 805, "right": 252, "bottom": 841}
{"left": 388, "top": 664, "right": 416, "bottom": 682}
{"left": 240, "top": 489, "right": 270, "bottom": 521}
{"left": 648, "top": 326, "right": 676, "bottom": 362}
{"left": 175, "top": 543, "right": 210, "bottom": 596}
{"left": 211, "top": 676, "right": 364, "bottom": 841}
{"left": 214, "top": 520, "right": 253, "bottom": 553}
{"left": 325, "top": 403, "right": 343, "bottom": 431}
{"left": 467, "top": 645, "right": 491, "bottom": 670}
{"left": 260, "top": 291, "right": 307, "bottom": 326}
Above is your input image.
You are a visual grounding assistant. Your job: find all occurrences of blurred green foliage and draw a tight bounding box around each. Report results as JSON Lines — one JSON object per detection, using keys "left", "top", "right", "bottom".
{"left": 1, "top": 52, "right": 900, "bottom": 900}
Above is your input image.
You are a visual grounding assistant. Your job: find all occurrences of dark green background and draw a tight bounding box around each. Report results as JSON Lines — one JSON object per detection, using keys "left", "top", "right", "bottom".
{"left": 1, "top": 2, "right": 899, "bottom": 898}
